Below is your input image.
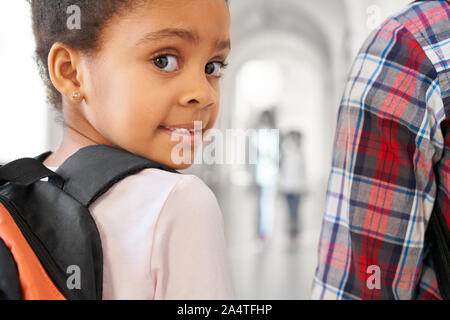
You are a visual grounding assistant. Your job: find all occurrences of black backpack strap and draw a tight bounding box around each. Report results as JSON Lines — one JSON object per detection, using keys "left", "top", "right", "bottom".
{"left": 54, "top": 144, "right": 179, "bottom": 207}
{"left": 0, "top": 238, "right": 21, "bottom": 300}
{"left": 34, "top": 151, "right": 52, "bottom": 163}
{"left": 0, "top": 157, "right": 64, "bottom": 188}
{"left": 426, "top": 204, "right": 450, "bottom": 300}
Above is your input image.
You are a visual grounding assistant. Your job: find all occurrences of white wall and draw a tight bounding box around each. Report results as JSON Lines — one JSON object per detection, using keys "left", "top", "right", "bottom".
{"left": 0, "top": 1, "right": 50, "bottom": 163}
{"left": 344, "top": 0, "right": 412, "bottom": 60}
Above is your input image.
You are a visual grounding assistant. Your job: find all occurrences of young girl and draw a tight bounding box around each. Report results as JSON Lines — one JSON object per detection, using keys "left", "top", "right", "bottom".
{"left": 29, "top": 0, "right": 233, "bottom": 299}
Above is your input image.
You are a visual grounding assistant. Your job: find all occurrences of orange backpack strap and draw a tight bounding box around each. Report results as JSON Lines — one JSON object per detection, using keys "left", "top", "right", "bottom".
{"left": 0, "top": 203, "right": 65, "bottom": 300}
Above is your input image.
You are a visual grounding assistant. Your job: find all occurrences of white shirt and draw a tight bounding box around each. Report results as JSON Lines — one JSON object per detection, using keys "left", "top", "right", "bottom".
{"left": 44, "top": 166, "right": 234, "bottom": 300}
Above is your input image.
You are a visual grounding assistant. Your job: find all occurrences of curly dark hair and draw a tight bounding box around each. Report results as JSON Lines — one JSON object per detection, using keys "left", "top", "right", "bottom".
{"left": 27, "top": 0, "right": 229, "bottom": 113}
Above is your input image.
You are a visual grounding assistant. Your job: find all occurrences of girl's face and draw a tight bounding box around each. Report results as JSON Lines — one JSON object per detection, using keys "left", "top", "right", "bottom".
{"left": 76, "top": 0, "right": 231, "bottom": 169}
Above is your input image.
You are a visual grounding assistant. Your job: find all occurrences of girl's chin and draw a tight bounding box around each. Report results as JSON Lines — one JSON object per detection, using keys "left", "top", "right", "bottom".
{"left": 172, "top": 162, "right": 193, "bottom": 170}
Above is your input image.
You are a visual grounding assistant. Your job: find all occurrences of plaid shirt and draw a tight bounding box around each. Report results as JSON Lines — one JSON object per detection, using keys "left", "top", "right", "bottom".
{"left": 312, "top": 0, "right": 450, "bottom": 300}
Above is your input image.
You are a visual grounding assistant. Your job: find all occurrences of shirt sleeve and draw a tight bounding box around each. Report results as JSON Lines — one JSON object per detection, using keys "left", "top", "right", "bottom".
{"left": 312, "top": 15, "right": 446, "bottom": 300}
{"left": 150, "top": 175, "right": 235, "bottom": 300}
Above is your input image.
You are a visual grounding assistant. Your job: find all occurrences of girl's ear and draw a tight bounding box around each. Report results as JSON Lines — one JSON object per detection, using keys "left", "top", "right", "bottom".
{"left": 47, "top": 42, "right": 84, "bottom": 104}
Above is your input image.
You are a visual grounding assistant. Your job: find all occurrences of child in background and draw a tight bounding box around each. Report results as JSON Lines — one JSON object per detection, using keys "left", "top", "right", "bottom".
{"left": 29, "top": 0, "right": 233, "bottom": 299}
{"left": 279, "top": 131, "right": 307, "bottom": 246}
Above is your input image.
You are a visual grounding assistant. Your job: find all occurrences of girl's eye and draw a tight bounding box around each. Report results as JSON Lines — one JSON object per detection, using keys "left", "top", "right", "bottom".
{"left": 206, "top": 61, "right": 228, "bottom": 77}
{"left": 152, "top": 54, "right": 179, "bottom": 72}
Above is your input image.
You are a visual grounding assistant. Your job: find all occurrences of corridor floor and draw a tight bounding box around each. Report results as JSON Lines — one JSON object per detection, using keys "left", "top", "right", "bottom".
{"left": 216, "top": 182, "right": 325, "bottom": 299}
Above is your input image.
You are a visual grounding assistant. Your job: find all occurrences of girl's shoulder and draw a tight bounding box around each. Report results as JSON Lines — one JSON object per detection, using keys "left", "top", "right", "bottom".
{"left": 45, "top": 165, "right": 220, "bottom": 219}
{"left": 103, "top": 167, "right": 219, "bottom": 212}
{"left": 113, "top": 167, "right": 223, "bottom": 230}
{"left": 125, "top": 167, "right": 213, "bottom": 197}
{"left": 139, "top": 168, "right": 220, "bottom": 213}
{"left": 85, "top": 167, "right": 222, "bottom": 235}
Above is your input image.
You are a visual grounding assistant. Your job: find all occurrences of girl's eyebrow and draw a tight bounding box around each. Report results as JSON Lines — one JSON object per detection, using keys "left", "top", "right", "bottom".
{"left": 135, "top": 28, "right": 231, "bottom": 51}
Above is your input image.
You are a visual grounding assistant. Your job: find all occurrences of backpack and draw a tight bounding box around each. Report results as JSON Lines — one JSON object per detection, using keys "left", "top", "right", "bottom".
{"left": 0, "top": 144, "right": 178, "bottom": 300}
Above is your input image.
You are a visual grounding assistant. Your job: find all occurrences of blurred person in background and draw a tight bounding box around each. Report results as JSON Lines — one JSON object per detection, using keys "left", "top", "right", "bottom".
{"left": 279, "top": 130, "right": 307, "bottom": 247}
{"left": 252, "top": 109, "right": 280, "bottom": 243}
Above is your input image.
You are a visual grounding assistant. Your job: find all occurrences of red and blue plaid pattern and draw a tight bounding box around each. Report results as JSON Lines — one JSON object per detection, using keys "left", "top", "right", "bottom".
{"left": 312, "top": 0, "right": 450, "bottom": 300}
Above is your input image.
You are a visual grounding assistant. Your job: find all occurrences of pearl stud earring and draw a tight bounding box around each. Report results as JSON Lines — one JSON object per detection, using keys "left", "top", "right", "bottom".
{"left": 72, "top": 91, "right": 82, "bottom": 101}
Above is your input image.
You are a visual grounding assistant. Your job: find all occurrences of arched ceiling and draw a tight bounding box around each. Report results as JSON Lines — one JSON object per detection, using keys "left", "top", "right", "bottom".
{"left": 229, "top": 0, "right": 349, "bottom": 63}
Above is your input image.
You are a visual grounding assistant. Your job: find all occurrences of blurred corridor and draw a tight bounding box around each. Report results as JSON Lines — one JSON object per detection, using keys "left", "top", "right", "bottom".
{"left": 219, "top": 177, "right": 327, "bottom": 299}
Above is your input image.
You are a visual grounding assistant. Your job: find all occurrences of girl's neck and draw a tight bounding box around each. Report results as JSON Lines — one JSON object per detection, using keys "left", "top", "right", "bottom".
{"left": 42, "top": 123, "right": 103, "bottom": 167}
{"left": 43, "top": 112, "right": 110, "bottom": 167}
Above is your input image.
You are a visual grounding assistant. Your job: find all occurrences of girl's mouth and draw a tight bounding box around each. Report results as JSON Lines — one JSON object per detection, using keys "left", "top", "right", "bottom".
{"left": 158, "top": 124, "right": 204, "bottom": 143}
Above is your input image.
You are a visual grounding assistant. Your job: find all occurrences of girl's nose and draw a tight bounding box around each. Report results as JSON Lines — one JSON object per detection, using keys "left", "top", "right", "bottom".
{"left": 178, "top": 73, "right": 217, "bottom": 109}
